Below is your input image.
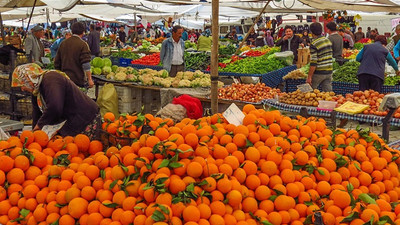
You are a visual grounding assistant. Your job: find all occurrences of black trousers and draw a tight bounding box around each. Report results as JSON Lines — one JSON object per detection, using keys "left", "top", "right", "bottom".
{"left": 358, "top": 73, "right": 383, "bottom": 92}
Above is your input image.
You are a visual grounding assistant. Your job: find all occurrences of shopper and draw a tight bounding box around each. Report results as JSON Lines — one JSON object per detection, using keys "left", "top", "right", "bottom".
{"left": 225, "top": 28, "right": 238, "bottom": 41}
{"left": 246, "top": 29, "right": 257, "bottom": 46}
{"left": 160, "top": 25, "right": 185, "bottom": 77}
{"left": 255, "top": 31, "right": 265, "bottom": 47}
{"left": 386, "top": 25, "right": 400, "bottom": 52}
{"left": 11, "top": 63, "right": 100, "bottom": 138}
{"left": 117, "top": 26, "right": 127, "bottom": 47}
{"left": 181, "top": 29, "right": 188, "bottom": 41}
{"left": 87, "top": 24, "right": 101, "bottom": 57}
{"left": 50, "top": 29, "right": 71, "bottom": 59}
{"left": 25, "top": 25, "right": 45, "bottom": 64}
{"left": 357, "top": 35, "right": 399, "bottom": 92}
{"left": 366, "top": 27, "right": 372, "bottom": 38}
{"left": 197, "top": 29, "right": 212, "bottom": 52}
{"left": 339, "top": 29, "right": 354, "bottom": 49}
{"left": 275, "top": 25, "right": 304, "bottom": 63}
{"left": 354, "top": 27, "right": 365, "bottom": 42}
{"left": 369, "top": 29, "right": 377, "bottom": 40}
{"left": 55, "top": 22, "right": 93, "bottom": 89}
{"left": 265, "top": 30, "right": 274, "bottom": 47}
{"left": 326, "top": 22, "right": 343, "bottom": 61}
{"left": 302, "top": 30, "right": 311, "bottom": 46}
{"left": 306, "top": 22, "right": 333, "bottom": 92}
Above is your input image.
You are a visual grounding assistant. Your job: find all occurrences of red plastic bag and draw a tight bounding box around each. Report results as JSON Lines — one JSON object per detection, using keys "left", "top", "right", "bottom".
{"left": 172, "top": 94, "right": 203, "bottom": 119}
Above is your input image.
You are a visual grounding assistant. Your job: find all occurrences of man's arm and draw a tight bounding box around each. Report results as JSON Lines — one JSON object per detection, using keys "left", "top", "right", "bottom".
{"left": 54, "top": 42, "right": 62, "bottom": 70}
{"left": 387, "top": 52, "right": 399, "bottom": 72}
{"left": 394, "top": 41, "right": 400, "bottom": 59}
{"left": 356, "top": 48, "right": 364, "bottom": 62}
{"left": 80, "top": 43, "right": 94, "bottom": 88}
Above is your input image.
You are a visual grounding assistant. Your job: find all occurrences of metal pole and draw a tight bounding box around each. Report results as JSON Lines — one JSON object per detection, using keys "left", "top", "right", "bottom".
{"left": 211, "top": 0, "right": 219, "bottom": 114}
{"left": 0, "top": 13, "right": 5, "bottom": 46}
{"left": 134, "top": 6, "right": 138, "bottom": 38}
{"left": 234, "top": 0, "right": 271, "bottom": 55}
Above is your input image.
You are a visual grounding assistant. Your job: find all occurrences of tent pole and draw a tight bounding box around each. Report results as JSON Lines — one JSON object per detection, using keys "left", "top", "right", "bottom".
{"left": 211, "top": 0, "right": 219, "bottom": 114}
{"left": 23, "top": 0, "right": 38, "bottom": 42}
{"left": 234, "top": 0, "right": 271, "bottom": 55}
{"left": 0, "top": 13, "right": 5, "bottom": 46}
{"left": 134, "top": 6, "right": 137, "bottom": 38}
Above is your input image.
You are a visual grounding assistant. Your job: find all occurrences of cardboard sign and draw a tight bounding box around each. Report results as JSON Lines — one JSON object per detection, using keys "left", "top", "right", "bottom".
{"left": 297, "top": 83, "right": 313, "bottom": 93}
{"left": 223, "top": 103, "right": 245, "bottom": 126}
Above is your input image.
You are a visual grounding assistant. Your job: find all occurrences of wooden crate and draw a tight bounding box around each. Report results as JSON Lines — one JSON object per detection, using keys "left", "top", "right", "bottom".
{"left": 297, "top": 48, "right": 310, "bottom": 68}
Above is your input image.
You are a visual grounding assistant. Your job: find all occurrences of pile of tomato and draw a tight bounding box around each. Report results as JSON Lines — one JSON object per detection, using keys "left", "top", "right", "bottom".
{"left": 131, "top": 53, "right": 160, "bottom": 66}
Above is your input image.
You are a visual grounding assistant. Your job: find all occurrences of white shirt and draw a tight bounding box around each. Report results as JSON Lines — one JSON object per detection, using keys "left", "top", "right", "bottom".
{"left": 172, "top": 40, "right": 184, "bottom": 65}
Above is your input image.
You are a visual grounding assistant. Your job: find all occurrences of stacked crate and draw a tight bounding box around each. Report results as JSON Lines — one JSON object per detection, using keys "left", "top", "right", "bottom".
{"left": 115, "top": 86, "right": 142, "bottom": 114}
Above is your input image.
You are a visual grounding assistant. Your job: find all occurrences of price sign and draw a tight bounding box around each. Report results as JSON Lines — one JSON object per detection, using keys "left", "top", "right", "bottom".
{"left": 297, "top": 83, "right": 313, "bottom": 93}
{"left": 223, "top": 103, "right": 245, "bottom": 126}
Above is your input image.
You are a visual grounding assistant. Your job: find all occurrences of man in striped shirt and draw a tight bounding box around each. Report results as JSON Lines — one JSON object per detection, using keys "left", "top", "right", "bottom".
{"left": 306, "top": 22, "right": 333, "bottom": 92}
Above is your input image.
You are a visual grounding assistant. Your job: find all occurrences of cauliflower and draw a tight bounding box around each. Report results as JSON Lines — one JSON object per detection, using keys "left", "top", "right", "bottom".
{"left": 102, "top": 66, "right": 112, "bottom": 75}
{"left": 157, "top": 70, "right": 169, "bottom": 78}
{"left": 126, "top": 74, "right": 138, "bottom": 82}
{"left": 218, "top": 81, "right": 224, "bottom": 88}
{"left": 190, "top": 78, "right": 201, "bottom": 87}
{"left": 171, "top": 79, "right": 180, "bottom": 88}
{"left": 153, "top": 77, "right": 163, "bottom": 85}
{"left": 106, "top": 72, "right": 115, "bottom": 80}
{"left": 160, "top": 79, "right": 172, "bottom": 88}
{"left": 183, "top": 71, "right": 194, "bottom": 81}
{"left": 193, "top": 70, "right": 204, "bottom": 78}
{"left": 139, "top": 74, "right": 153, "bottom": 85}
{"left": 199, "top": 78, "right": 211, "bottom": 87}
{"left": 116, "top": 67, "right": 127, "bottom": 73}
{"left": 175, "top": 72, "right": 184, "bottom": 79}
{"left": 178, "top": 79, "right": 191, "bottom": 88}
{"left": 115, "top": 72, "right": 127, "bottom": 81}
{"left": 139, "top": 68, "right": 155, "bottom": 75}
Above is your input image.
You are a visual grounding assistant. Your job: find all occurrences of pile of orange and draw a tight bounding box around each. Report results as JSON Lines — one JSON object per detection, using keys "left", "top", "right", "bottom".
{"left": 1, "top": 104, "right": 400, "bottom": 225}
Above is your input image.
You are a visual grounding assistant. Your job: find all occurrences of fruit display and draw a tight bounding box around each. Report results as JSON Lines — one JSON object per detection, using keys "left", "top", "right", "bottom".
{"left": 279, "top": 89, "right": 336, "bottom": 106}
{"left": 332, "top": 90, "right": 387, "bottom": 116}
{"left": 283, "top": 69, "right": 307, "bottom": 80}
{"left": 218, "top": 83, "right": 281, "bottom": 103}
{"left": 131, "top": 53, "right": 160, "bottom": 66}
{"left": 332, "top": 61, "right": 360, "bottom": 83}
{"left": 1, "top": 105, "right": 400, "bottom": 225}
{"left": 219, "top": 49, "right": 285, "bottom": 74}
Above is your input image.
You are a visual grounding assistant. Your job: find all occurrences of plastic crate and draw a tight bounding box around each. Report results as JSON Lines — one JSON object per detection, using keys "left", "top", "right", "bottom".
{"left": 0, "top": 74, "right": 10, "bottom": 93}
{"left": 119, "top": 58, "right": 132, "bottom": 67}
{"left": 110, "top": 56, "right": 119, "bottom": 66}
{"left": 261, "top": 65, "right": 297, "bottom": 88}
{"left": 130, "top": 64, "right": 164, "bottom": 71}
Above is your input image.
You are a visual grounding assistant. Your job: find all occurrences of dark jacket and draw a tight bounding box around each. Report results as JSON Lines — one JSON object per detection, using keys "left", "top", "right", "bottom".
{"left": 118, "top": 30, "right": 126, "bottom": 43}
{"left": 87, "top": 30, "right": 100, "bottom": 56}
{"left": 247, "top": 33, "right": 258, "bottom": 45}
{"left": 54, "top": 35, "right": 91, "bottom": 87}
{"left": 33, "top": 71, "right": 99, "bottom": 136}
{"left": 275, "top": 35, "right": 303, "bottom": 62}
{"left": 356, "top": 41, "right": 398, "bottom": 80}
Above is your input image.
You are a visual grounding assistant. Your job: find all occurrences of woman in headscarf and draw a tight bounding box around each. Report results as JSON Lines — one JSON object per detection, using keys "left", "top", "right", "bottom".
{"left": 197, "top": 29, "right": 212, "bottom": 52}
{"left": 11, "top": 63, "right": 100, "bottom": 138}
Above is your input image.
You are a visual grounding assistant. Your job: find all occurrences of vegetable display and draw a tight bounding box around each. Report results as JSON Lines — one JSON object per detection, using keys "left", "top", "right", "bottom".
{"left": 218, "top": 44, "right": 237, "bottom": 55}
{"left": 111, "top": 50, "right": 140, "bottom": 60}
{"left": 131, "top": 53, "right": 160, "bottom": 66}
{"left": 283, "top": 69, "right": 307, "bottom": 80}
{"left": 184, "top": 40, "right": 197, "bottom": 49}
{"left": 184, "top": 52, "right": 210, "bottom": 71}
{"left": 218, "top": 83, "right": 281, "bottom": 103}
{"left": 279, "top": 89, "right": 336, "bottom": 107}
{"left": 90, "top": 57, "right": 112, "bottom": 76}
{"left": 332, "top": 61, "right": 360, "bottom": 83}
{"left": 219, "top": 49, "right": 284, "bottom": 74}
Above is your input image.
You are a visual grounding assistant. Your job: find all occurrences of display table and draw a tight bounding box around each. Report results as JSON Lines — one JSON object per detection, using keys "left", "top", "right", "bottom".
{"left": 0, "top": 118, "right": 23, "bottom": 132}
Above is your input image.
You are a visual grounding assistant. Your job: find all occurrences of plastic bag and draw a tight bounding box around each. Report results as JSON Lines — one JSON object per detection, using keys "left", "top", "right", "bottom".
{"left": 274, "top": 51, "right": 294, "bottom": 66}
{"left": 156, "top": 104, "right": 187, "bottom": 122}
{"left": 0, "top": 127, "right": 10, "bottom": 140}
{"left": 97, "top": 83, "right": 119, "bottom": 118}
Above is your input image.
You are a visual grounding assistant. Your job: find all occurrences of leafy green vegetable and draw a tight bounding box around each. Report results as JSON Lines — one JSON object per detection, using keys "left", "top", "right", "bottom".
{"left": 184, "top": 52, "right": 211, "bottom": 71}
{"left": 332, "top": 61, "right": 360, "bottom": 83}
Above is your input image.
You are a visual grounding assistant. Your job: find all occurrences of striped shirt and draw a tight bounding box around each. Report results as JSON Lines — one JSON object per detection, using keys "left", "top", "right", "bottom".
{"left": 310, "top": 36, "right": 333, "bottom": 75}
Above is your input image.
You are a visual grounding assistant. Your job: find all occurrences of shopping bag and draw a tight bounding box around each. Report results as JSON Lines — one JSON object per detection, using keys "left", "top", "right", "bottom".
{"left": 97, "top": 83, "right": 119, "bottom": 118}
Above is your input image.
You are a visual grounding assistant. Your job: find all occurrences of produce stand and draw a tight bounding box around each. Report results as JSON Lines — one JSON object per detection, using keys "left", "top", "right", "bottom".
{"left": 285, "top": 79, "right": 400, "bottom": 95}
{"left": 263, "top": 99, "right": 400, "bottom": 140}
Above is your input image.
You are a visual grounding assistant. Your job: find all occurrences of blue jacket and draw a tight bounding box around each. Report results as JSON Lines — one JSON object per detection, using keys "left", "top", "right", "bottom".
{"left": 50, "top": 37, "right": 65, "bottom": 58}
{"left": 182, "top": 31, "right": 188, "bottom": 41}
{"left": 160, "top": 37, "right": 185, "bottom": 72}
{"left": 356, "top": 41, "right": 398, "bottom": 80}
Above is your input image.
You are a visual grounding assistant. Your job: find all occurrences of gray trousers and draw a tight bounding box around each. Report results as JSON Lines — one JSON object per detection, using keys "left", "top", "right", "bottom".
{"left": 311, "top": 74, "right": 332, "bottom": 92}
